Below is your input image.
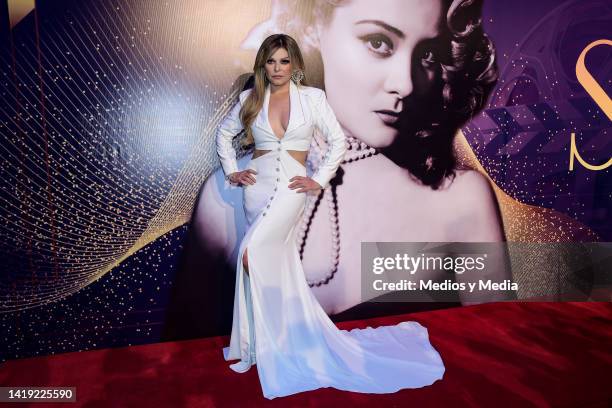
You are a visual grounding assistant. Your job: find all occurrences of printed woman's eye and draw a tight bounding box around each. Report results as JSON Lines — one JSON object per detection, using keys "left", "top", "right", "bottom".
{"left": 360, "top": 34, "right": 394, "bottom": 57}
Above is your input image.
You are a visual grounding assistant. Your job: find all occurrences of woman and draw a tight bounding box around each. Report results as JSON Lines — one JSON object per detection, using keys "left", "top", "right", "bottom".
{"left": 195, "top": 0, "right": 511, "bottom": 318}
{"left": 216, "top": 33, "right": 445, "bottom": 399}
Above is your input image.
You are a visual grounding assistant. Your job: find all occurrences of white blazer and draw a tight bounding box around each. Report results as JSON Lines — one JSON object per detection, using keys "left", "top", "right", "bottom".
{"left": 215, "top": 80, "right": 347, "bottom": 189}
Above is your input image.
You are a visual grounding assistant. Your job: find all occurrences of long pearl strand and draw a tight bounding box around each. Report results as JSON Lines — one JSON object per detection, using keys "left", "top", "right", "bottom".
{"left": 298, "top": 135, "right": 379, "bottom": 287}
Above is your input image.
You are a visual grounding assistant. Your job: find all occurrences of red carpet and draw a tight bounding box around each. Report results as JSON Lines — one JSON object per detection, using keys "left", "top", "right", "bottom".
{"left": 1, "top": 302, "right": 611, "bottom": 407}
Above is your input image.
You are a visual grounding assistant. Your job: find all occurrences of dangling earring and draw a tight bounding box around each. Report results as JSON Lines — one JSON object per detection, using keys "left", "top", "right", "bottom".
{"left": 291, "top": 69, "right": 304, "bottom": 85}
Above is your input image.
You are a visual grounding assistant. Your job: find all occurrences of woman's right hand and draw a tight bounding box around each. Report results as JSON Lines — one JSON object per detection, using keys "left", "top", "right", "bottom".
{"left": 228, "top": 169, "right": 257, "bottom": 186}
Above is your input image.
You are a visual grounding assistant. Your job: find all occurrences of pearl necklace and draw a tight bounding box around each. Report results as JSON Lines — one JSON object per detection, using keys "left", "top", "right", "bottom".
{"left": 298, "top": 136, "right": 379, "bottom": 287}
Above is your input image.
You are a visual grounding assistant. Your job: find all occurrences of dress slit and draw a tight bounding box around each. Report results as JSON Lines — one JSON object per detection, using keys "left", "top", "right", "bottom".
{"left": 225, "top": 236, "right": 258, "bottom": 373}
{"left": 244, "top": 247, "right": 256, "bottom": 364}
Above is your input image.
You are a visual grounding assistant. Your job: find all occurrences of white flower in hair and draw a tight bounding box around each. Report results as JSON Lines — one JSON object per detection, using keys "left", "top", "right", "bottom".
{"left": 240, "top": 0, "right": 287, "bottom": 50}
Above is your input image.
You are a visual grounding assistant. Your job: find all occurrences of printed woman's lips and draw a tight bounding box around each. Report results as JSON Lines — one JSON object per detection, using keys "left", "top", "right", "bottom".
{"left": 375, "top": 110, "right": 399, "bottom": 125}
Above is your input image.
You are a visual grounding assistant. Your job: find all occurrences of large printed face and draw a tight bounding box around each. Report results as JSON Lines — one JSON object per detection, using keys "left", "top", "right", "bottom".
{"left": 264, "top": 47, "right": 293, "bottom": 88}
{"left": 317, "top": 0, "right": 442, "bottom": 147}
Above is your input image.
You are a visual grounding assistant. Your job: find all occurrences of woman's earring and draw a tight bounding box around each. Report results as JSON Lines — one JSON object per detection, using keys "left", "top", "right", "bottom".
{"left": 291, "top": 69, "right": 304, "bottom": 85}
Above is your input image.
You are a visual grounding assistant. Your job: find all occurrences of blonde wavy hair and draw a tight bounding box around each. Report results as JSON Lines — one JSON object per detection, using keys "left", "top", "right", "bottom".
{"left": 239, "top": 33, "right": 309, "bottom": 146}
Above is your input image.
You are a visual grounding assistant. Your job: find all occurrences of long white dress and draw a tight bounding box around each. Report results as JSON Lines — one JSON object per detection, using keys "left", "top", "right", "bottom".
{"left": 216, "top": 80, "right": 445, "bottom": 399}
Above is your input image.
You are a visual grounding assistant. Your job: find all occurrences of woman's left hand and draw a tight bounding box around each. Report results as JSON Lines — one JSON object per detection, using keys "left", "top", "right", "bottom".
{"left": 288, "top": 176, "right": 322, "bottom": 194}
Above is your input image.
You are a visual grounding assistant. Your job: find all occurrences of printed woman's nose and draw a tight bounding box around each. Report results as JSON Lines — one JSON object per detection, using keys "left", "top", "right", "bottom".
{"left": 385, "top": 58, "right": 414, "bottom": 99}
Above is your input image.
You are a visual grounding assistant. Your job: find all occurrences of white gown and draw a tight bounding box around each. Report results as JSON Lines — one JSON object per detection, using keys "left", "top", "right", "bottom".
{"left": 216, "top": 80, "right": 445, "bottom": 399}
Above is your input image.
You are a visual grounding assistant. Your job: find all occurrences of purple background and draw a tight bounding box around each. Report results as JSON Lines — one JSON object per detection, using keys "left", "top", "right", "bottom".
{"left": 467, "top": 0, "right": 611, "bottom": 240}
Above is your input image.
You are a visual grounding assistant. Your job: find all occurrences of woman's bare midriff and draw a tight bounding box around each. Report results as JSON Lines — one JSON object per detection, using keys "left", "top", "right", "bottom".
{"left": 252, "top": 149, "right": 307, "bottom": 167}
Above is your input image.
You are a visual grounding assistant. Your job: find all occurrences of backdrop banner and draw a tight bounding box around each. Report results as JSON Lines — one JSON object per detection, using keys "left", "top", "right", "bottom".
{"left": 0, "top": 0, "right": 610, "bottom": 361}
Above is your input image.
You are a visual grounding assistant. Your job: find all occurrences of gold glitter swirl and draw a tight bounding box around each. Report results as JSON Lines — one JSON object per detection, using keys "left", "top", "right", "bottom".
{"left": 0, "top": 0, "right": 269, "bottom": 312}
{"left": 454, "top": 130, "right": 599, "bottom": 242}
